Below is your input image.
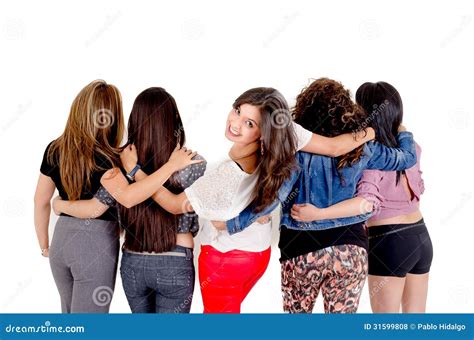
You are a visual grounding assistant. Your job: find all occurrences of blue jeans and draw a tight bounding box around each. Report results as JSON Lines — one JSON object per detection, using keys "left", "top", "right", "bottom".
{"left": 120, "top": 245, "right": 195, "bottom": 313}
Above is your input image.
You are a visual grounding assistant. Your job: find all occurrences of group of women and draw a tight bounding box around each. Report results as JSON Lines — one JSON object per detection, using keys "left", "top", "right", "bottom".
{"left": 34, "top": 78, "right": 433, "bottom": 314}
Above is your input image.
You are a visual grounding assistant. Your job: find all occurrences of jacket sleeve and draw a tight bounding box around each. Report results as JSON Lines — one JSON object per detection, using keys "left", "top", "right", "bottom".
{"left": 356, "top": 170, "right": 384, "bottom": 213}
{"left": 366, "top": 131, "right": 417, "bottom": 171}
{"left": 226, "top": 167, "right": 301, "bottom": 235}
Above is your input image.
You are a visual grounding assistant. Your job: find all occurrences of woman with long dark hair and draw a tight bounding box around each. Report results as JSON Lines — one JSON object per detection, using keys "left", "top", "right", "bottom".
{"left": 223, "top": 78, "right": 418, "bottom": 313}
{"left": 355, "top": 82, "right": 432, "bottom": 313}
{"left": 54, "top": 87, "right": 205, "bottom": 313}
{"left": 120, "top": 86, "right": 377, "bottom": 313}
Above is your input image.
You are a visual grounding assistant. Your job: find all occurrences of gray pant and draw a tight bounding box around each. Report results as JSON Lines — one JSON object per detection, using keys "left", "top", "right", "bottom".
{"left": 49, "top": 216, "right": 120, "bottom": 313}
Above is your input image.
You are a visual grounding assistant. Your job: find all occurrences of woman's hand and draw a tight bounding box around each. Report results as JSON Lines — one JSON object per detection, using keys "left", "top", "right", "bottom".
{"left": 121, "top": 144, "right": 138, "bottom": 173}
{"left": 398, "top": 124, "right": 406, "bottom": 132}
{"left": 52, "top": 196, "right": 63, "bottom": 216}
{"left": 168, "top": 144, "right": 203, "bottom": 171}
{"left": 211, "top": 220, "right": 226, "bottom": 230}
{"left": 256, "top": 215, "right": 271, "bottom": 224}
{"left": 41, "top": 248, "right": 49, "bottom": 257}
{"left": 291, "top": 203, "right": 322, "bottom": 222}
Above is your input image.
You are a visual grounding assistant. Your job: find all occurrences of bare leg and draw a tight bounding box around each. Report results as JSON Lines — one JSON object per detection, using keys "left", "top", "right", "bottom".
{"left": 368, "top": 275, "right": 405, "bottom": 313}
{"left": 401, "top": 273, "right": 429, "bottom": 313}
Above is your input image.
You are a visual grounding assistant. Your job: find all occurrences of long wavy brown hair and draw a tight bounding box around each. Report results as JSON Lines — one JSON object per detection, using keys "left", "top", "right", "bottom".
{"left": 47, "top": 80, "right": 125, "bottom": 200}
{"left": 293, "top": 78, "right": 367, "bottom": 170}
{"left": 233, "top": 87, "right": 298, "bottom": 213}
{"left": 120, "top": 87, "right": 185, "bottom": 253}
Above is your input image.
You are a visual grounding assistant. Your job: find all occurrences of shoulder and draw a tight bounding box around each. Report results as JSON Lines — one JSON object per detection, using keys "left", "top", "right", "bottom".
{"left": 291, "top": 121, "right": 313, "bottom": 150}
{"left": 41, "top": 140, "right": 58, "bottom": 166}
{"left": 43, "top": 140, "right": 56, "bottom": 157}
{"left": 176, "top": 153, "right": 207, "bottom": 186}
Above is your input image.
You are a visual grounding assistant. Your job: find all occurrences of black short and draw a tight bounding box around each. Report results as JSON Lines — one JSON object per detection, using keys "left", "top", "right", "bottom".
{"left": 368, "top": 218, "right": 433, "bottom": 277}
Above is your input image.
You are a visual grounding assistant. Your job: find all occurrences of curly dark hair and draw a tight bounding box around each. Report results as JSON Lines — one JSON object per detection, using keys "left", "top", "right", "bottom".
{"left": 293, "top": 78, "right": 367, "bottom": 170}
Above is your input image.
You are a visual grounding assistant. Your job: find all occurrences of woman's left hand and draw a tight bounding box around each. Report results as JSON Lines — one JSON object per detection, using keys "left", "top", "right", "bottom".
{"left": 52, "top": 196, "right": 62, "bottom": 216}
{"left": 211, "top": 220, "right": 227, "bottom": 230}
{"left": 121, "top": 144, "right": 139, "bottom": 172}
{"left": 291, "top": 203, "right": 321, "bottom": 222}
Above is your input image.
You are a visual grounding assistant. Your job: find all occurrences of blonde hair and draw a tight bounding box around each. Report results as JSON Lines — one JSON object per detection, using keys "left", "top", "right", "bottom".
{"left": 48, "top": 80, "right": 125, "bottom": 200}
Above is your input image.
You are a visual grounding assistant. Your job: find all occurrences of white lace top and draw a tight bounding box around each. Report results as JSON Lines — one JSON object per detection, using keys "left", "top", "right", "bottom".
{"left": 184, "top": 122, "right": 312, "bottom": 252}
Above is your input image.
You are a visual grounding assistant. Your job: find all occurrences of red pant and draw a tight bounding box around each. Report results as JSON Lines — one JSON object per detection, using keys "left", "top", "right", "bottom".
{"left": 198, "top": 245, "right": 271, "bottom": 313}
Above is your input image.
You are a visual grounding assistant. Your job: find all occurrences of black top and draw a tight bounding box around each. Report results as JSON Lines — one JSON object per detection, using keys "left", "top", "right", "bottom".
{"left": 40, "top": 141, "right": 118, "bottom": 221}
{"left": 278, "top": 222, "right": 369, "bottom": 262}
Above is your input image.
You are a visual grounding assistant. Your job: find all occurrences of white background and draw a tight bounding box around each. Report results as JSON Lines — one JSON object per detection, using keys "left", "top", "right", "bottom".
{"left": 1, "top": 0, "right": 473, "bottom": 313}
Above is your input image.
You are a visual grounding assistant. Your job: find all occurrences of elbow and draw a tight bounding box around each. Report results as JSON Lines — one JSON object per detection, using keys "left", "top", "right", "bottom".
{"left": 362, "top": 201, "right": 374, "bottom": 213}
{"left": 120, "top": 198, "right": 135, "bottom": 209}
{"left": 329, "top": 145, "right": 344, "bottom": 158}
{"left": 407, "top": 153, "right": 417, "bottom": 168}
{"left": 170, "top": 208, "right": 182, "bottom": 215}
{"left": 34, "top": 194, "right": 50, "bottom": 208}
{"left": 168, "top": 203, "right": 185, "bottom": 215}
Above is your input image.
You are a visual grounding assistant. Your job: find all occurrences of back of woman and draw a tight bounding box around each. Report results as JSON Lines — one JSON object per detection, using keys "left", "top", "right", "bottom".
{"left": 355, "top": 81, "right": 432, "bottom": 313}
{"left": 34, "top": 79, "right": 125, "bottom": 313}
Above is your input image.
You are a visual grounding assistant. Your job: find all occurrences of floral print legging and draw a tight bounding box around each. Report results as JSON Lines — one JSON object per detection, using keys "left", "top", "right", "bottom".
{"left": 281, "top": 244, "right": 368, "bottom": 313}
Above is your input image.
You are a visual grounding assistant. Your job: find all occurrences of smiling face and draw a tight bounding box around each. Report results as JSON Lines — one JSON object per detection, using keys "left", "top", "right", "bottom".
{"left": 225, "top": 103, "right": 262, "bottom": 144}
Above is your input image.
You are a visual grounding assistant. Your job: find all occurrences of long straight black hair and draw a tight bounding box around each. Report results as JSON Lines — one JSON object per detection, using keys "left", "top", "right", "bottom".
{"left": 120, "top": 87, "right": 185, "bottom": 253}
{"left": 355, "top": 81, "right": 404, "bottom": 184}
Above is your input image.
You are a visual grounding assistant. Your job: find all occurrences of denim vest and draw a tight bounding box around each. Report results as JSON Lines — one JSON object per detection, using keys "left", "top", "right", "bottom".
{"left": 226, "top": 132, "right": 417, "bottom": 234}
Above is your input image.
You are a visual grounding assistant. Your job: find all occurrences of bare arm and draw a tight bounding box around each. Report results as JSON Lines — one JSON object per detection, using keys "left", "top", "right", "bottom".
{"left": 151, "top": 188, "right": 193, "bottom": 215}
{"left": 291, "top": 197, "right": 373, "bottom": 222}
{"left": 52, "top": 196, "right": 109, "bottom": 219}
{"left": 34, "top": 174, "right": 56, "bottom": 257}
{"left": 301, "top": 128, "right": 375, "bottom": 157}
{"left": 120, "top": 145, "right": 196, "bottom": 215}
{"left": 127, "top": 167, "right": 193, "bottom": 215}
{"left": 102, "top": 144, "right": 202, "bottom": 209}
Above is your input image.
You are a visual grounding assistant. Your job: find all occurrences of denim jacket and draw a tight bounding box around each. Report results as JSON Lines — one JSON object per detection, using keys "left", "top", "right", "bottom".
{"left": 226, "top": 131, "right": 417, "bottom": 234}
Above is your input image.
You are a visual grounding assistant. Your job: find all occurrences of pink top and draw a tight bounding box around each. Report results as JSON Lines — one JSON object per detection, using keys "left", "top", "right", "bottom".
{"left": 356, "top": 143, "right": 424, "bottom": 222}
